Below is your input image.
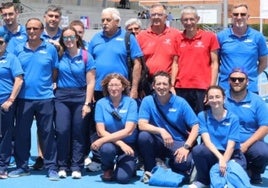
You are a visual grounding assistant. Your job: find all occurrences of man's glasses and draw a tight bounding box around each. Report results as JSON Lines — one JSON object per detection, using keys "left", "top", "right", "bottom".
{"left": 232, "top": 13, "right": 247, "bottom": 17}
{"left": 47, "top": 14, "right": 60, "bottom": 19}
{"left": 101, "top": 18, "right": 113, "bottom": 23}
{"left": 0, "top": 40, "right": 5, "bottom": 45}
{"left": 230, "top": 77, "right": 246, "bottom": 83}
{"left": 63, "top": 35, "right": 76, "bottom": 41}
{"left": 26, "top": 27, "right": 41, "bottom": 31}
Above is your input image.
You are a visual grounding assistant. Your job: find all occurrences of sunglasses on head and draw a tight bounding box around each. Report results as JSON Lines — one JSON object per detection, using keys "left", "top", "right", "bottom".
{"left": 230, "top": 77, "right": 246, "bottom": 83}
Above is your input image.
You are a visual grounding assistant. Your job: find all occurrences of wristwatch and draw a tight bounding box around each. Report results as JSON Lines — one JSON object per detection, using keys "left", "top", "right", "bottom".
{"left": 183, "top": 143, "right": 191, "bottom": 150}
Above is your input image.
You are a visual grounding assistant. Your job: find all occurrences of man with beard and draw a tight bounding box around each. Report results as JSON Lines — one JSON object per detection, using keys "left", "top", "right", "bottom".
{"left": 0, "top": 2, "right": 27, "bottom": 53}
{"left": 217, "top": 4, "right": 268, "bottom": 93}
{"left": 225, "top": 68, "right": 268, "bottom": 185}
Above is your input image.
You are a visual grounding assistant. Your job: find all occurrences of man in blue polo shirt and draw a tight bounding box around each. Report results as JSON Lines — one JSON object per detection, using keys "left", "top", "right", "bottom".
{"left": 8, "top": 18, "right": 59, "bottom": 181}
{"left": 138, "top": 71, "right": 199, "bottom": 182}
{"left": 225, "top": 68, "right": 268, "bottom": 185}
{"left": 0, "top": 2, "right": 27, "bottom": 53}
{"left": 217, "top": 4, "right": 268, "bottom": 93}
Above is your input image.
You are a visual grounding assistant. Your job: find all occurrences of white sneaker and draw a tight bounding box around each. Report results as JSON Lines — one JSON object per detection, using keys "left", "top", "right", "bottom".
{"left": 71, "top": 171, "right": 81, "bottom": 179}
{"left": 188, "top": 181, "right": 208, "bottom": 188}
{"left": 58, "top": 170, "right": 67, "bottom": 178}
{"left": 84, "top": 157, "right": 92, "bottom": 167}
{"left": 87, "top": 161, "right": 101, "bottom": 172}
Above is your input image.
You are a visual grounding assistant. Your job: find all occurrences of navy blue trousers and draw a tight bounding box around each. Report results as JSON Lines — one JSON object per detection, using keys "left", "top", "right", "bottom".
{"left": 54, "top": 88, "right": 88, "bottom": 172}
{"left": 138, "top": 131, "right": 193, "bottom": 174}
{"left": 14, "top": 99, "right": 57, "bottom": 171}
{"left": 0, "top": 102, "right": 16, "bottom": 172}
{"left": 99, "top": 142, "right": 136, "bottom": 184}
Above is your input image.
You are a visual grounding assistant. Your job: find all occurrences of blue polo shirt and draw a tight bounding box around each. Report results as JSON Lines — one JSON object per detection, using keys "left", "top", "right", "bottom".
{"left": 41, "top": 28, "right": 62, "bottom": 41}
{"left": 217, "top": 27, "right": 268, "bottom": 92}
{"left": 88, "top": 28, "right": 143, "bottom": 91}
{"left": 139, "top": 93, "right": 199, "bottom": 141}
{"left": 15, "top": 40, "right": 58, "bottom": 99}
{"left": 56, "top": 49, "right": 95, "bottom": 88}
{"left": 95, "top": 95, "right": 138, "bottom": 144}
{"left": 225, "top": 90, "right": 268, "bottom": 142}
{"left": 0, "top": 25, "right": 27, "bottom": 54}
{"left": 198, "top": 109, "right": 240, "bottom": 150}
{"left": 0, "top": 51, "right": 24, "bottom": 104}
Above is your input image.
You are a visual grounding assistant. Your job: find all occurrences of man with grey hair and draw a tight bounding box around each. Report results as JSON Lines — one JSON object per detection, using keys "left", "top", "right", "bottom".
{"left": 87, "top": 7, "right": 143, "bottom": 172}
{"left": 174, "top": 6, "right": 219, "bottom": 114}
{"left": 136, "top": 3, "right": 180, "bottom": 93}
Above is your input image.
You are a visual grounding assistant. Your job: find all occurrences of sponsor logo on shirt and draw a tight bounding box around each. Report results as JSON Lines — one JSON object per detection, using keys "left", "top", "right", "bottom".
{"left": 242, "top": 103, "right": 251, "bottom": 108}
{"left": 222, "top": 121, "right": 231, "bottom": 126}
{"left": 244, "top": 39, "right": 253, "bottom": 43}
{"left": 116, "top": 37, "right": 124, "bottom": 41}
{"left": 0, "top": 59, "right": 7, "bottom": 64}
{"left": 168, "top": 108, "right": 177, "bottom": 112}
{"left": 164, "top": 38, "right": 172, "bottom": 45}
{"left": 39, "top": 50, "right": 47, "bottom": 54}
{"left": 194, "top": 41, "right": 204, "bottom": 48}
{"left": 119, "top": 109, "right": 127, "bottom": 114}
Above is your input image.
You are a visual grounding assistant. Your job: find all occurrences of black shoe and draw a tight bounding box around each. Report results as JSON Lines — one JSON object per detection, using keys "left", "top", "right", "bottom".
{"left": 32, "top": 157, "right": 44, "bottom": 170}
{"left": 250, "top": 173, "right": 263, "bottom": 185}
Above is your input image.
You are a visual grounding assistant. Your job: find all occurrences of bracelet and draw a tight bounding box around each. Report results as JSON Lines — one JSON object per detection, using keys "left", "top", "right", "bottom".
{"left": 7, "top": 97, "right": 15, "bottom": 103}
{"left": 84, "top": 102, "right": 92, "bottom": 107}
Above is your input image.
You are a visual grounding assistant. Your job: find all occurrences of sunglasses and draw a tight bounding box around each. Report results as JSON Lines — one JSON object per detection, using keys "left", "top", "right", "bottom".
{"left": 63, "top": 35, "right": 76, "bottom": 41}
{"left": 26, "top": 27, "right": 41, "bottom": 31}
{"left": 0, "top": 40, "right": 5, "bottom": 45}
{"left": 230, "top": 77, "right": 246, "bottom": 83}
{"left": 232, "top": 13, "right": 247, "bottom": 17}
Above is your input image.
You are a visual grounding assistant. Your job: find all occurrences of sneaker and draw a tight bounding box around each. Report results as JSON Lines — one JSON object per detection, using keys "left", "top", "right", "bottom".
{"left": 58, "top": 170, "right": 67, "bottom": 178}
{"left": 32, "top": 156, "right": 44, "bottom": 170}
{"left": 8, "top": 168, "right": 30, "bottom": 178}
{"left": 188, "top": 181, "right": 208, "bottom": 188}
{"left": 87, "top": 161, "right": 101, "bottom": 172}
{"left": 48, "top": 169, "right": 59, "bottom": 181}
{"left": 71, "top": 171, "right": 81, "bottom": 179}
{"left": 141, "top": 171, "right": 152, "bottom": 184}
{"left": 0, "top": 171, "right": 8, "bottom": 179}
{"left": 250, "top": 173, "right": 263, "bottom": 184}
{"left": 8, "top": 156, "right": 16, "bottom": 167}
{"left": 84, "top": 157, "right": 92, "bottom": 167}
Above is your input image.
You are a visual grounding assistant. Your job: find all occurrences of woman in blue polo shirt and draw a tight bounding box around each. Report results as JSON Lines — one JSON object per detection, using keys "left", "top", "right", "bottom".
{"left": 55, "top": 26, "right": 95, "bottom": 179}
{"left": 189, "top": 86, "right": 247, "bottom": 188}
{"left": 0, "top": 33, "right": 23, "bottom": 179}
{"left": 91, "top": 73, "right": 138, "bottom": 184}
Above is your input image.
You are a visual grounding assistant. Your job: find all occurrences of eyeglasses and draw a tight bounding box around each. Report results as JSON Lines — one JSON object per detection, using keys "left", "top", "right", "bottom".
{"left": 108, "top": 84, "right": 122, "bottom": 88}
{"left": 128, "top": 27, "right": 140, "bottom": 32}
{"left": 150, "top": 13, "right": 164, "bottom": 17}
{"left": 0, "top": 40, "right": 5, "bottom": 45}
{"left": 230, "top": 77, "right": 246, "bottom": 83}
{"left": 1, "top": 12, "right": 15, "bottom": 18}
{"left": 232, "top": 13, "right": 247, "bottom": 17}
{"left": 63, "top": 35, "right": 76, "bottom": 41}
{"left": 26, "top": 27, "right": 41, "bottom": 31}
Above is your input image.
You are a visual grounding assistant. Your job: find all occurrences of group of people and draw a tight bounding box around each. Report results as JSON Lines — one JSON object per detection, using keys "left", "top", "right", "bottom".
{"left": 0, "top": 1, "right": 268, "bottom": 188}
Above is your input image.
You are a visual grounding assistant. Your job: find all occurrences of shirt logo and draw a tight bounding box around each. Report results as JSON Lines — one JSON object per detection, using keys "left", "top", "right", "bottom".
{"left": 194, "top": 41, "right": 204, "bottom": 48}
{"left": 39, "top": 50, "right": 47, "bottom": 54}
{"left": 164, "top": 38, "right": 171, "bottom": 45}
{"left": 119, "top": 109, "right": 127, "bottom": 114}
{"left": 116, "top": 37, "right": 124, "bottom": 41}
{"left": 168, "top": 108, "right": 177, "bottom": 112}
{"left": 242, "top": 103, "right": 251, "bottom": 108}
{"left": 0, "top": 59, "right": 7, "bottom": 64}
{"left": 222, "top": 121, "right": 231, "bottom": 126}
{"left": 244, "top": 39, "right": 253, "bottom": 43}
